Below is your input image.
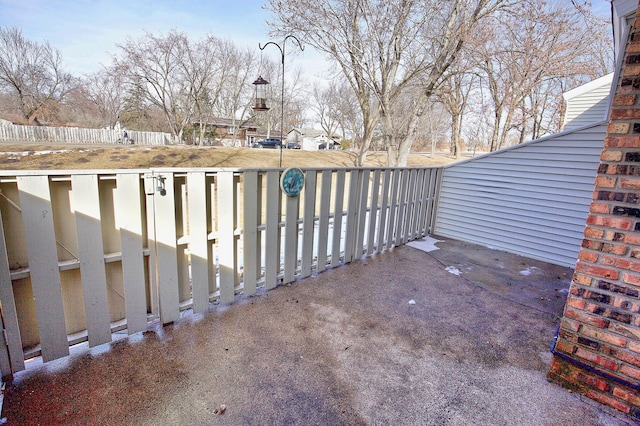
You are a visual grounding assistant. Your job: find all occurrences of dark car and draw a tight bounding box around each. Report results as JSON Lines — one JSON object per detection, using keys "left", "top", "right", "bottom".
{"left": 287, "top": 142, "right": 301, "bottom": 149}
{"left": 252, "top": 138, "right": 282, "bottom": 148}
{"left": 319, "top": 141, "right": 341, "bottom": 150}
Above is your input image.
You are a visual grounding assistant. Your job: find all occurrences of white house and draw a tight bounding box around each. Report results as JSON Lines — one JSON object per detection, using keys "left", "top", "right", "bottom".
{"left": 287, "top": 128, "right": 340, "bottom": 150}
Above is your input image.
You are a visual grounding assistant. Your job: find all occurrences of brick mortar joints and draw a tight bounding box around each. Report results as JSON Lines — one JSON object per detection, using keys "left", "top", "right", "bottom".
{"left": 599, "top": 150, "right": 640, "bottom": 161}
{"left": 555, "top": 337, "right": 623, "bottom": 374}
{"left": 580, "top": 269, "right": 640, "bottom": 287}
{"left": 556, "top": 329, "right": 640, "bottom": 375}
{"left": 571, "top": 275, "right": 639, "bottom": 296}
{"left": 556, "top": 337, "right": 629, "bottom": 369}
{"left": 558, "top": 327, "right": 633, "bottom": 358}
{"left": 594, "top": 191, "right": 640, "bottom": 205}
{"left": 571, "top": 269, "right": 640, "bottom": 296}
{"left": 589, "top": 206, "right": 637, "bottom": 212}
{"left": 570, "top": 286, "right": 639, "bottom": 314}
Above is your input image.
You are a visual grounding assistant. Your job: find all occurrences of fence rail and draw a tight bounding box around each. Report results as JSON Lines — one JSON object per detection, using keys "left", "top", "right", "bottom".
{"left": 0, "top": 124, "right": 172, "bottom": 145}
{"left": 0, "top": 166, "right": 442, "bottom": 376}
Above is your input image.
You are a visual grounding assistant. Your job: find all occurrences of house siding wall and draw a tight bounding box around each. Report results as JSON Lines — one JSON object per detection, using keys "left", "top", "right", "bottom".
{"left": 548, "top": 3, "right": 640, "bottom": 418}
{"left": 563, "top": 75, "right": 614, "bottom": 132}
{"left": 434, "top": 122, "right": 605, "bottom": 267}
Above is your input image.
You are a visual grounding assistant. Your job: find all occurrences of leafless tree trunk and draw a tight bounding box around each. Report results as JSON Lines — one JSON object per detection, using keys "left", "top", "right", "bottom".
{"left": 79, "top": 69, "right": 127, "bottom": 128}
{"left": 0, "top": 27, "right": 74, "bottom": 125}
{"left": 270, "top": 0, "right": 502, "bottom": 166}
{"left": 188, "top": 36, "right": 221, "bottom": 145}
{"left": 269, "top": 0, "right": 384, "bottom": 165}
{"left": 215, "top": 46, "right": 258, "bottom": 146}
{"left": 437, "top": 70, "right": 476, "bottom": 159}
{"left": 311, "top": 80, "right": 343, "bottom": 141}
{"left": 115, "top": 30, "right": 199, "bottom": 144}
{"left": 283, "top": 68, "right": 309, "bottom": 131}
{"left": 474, "top": 0, "right": 612, "bottom": 151}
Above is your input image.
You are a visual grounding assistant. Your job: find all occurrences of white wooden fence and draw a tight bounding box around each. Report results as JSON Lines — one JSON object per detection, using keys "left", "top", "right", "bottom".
{"left": 0, "top": 124, "right": 172, "bottom": 145}
{"left": 0, "top": 166, "right": 442, "bottom": 376}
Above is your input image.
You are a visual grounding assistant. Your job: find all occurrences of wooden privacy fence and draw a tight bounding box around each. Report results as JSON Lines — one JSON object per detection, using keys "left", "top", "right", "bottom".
{"left": 0, "top": 166, "right": 442, "bottom": 376}
{"left": 0, "top": 124, "right": 172, "bottom": 145}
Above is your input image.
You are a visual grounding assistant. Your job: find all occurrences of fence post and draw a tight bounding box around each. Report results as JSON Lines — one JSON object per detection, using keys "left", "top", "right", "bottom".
{"left": 115, "top": 173, "right": 148, "bottom": 334}
{"left": 0, "top": 207, "right": 24, "bottom": 375}
{"left": 150, "top": 172, "right": 180, "bottom": 324}
{"left": 17, "top": 176, "right": 69, "bottom": 362}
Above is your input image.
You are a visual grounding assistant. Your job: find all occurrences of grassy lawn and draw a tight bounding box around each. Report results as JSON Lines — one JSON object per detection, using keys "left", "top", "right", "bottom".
{"left": 0, "top": 144, "right": 458, "bottom": 170}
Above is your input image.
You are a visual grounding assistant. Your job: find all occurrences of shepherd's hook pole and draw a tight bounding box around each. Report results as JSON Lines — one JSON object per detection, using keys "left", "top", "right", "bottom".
{"left": 259, "top": 35, "right": 304, "bottom": 168}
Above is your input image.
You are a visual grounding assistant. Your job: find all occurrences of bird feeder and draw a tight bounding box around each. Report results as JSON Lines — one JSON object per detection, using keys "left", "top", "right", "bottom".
{"left": 252, "top": 76, "right": 270, "bottom": 111}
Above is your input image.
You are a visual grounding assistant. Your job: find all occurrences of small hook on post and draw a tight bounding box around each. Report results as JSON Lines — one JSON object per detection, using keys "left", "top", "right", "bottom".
{"left": 156, "top": 175, "right": 166, "bottom": 196}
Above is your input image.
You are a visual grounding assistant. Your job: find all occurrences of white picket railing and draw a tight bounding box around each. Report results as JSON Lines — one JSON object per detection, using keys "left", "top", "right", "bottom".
{"left": 0, "top": 124, "right": 172, "bottom": 145}
{"left": 0, "top": 166, "right": 442, "bottom": 376}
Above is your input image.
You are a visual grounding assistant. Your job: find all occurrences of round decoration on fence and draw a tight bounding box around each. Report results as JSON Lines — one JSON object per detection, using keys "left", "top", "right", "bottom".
{"left": 280, "top": 167, "right": 305, "bottom": 197}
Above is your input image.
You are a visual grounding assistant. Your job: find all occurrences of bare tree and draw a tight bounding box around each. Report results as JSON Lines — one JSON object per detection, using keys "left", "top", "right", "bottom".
{"left": 334, "top": 80, "right": 362, "bottom": 154}
{"left": 420, "top": 100, "right": 450, "bottom": 156}
{"left": 77, "top": 68, "right": 127, "bottom": 128}
{"left": 114, "top": 30, "right": 198, "bottom": 144}
{"left": 436, "top": 71, "right": 477, "bottom": 159}
{"left": 474, "top": 0, "right": 611, "bottom": 151}
{"left": 573, "top": 0, "right": 614, "bottom": 77}
{"left": 269, "top": 0, "right": 503, "bottom": 166}
{"left": 215, "top": 45, "right": 259, "bottom": 146}
{"left": 520, "top": 77, "right": 564, "bottom": 142}
{"left": 268, "top": 0, "right": 380, "bottom": 164}
{"left": 112, "top": 32, "right": 276, "bottom": 144}
{"left": 0, "top": 27, "right": 74, "bottom": 125}
{"left": 282, "top": 67, "right": 309, "bottom": 131}
{"left": 311, "top": 81, "right": 342, "bottom": 140}
{"left": 186, "top": 35, "right": 223, "bottom": 145}
{"left": 119, "top": 83, "right": 169, "bottom": 133}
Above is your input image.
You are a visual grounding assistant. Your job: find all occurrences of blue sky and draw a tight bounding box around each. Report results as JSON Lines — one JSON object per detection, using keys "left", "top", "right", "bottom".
{"left": 0, "top": 0, "right": 322, "bottom": 76}
{"left": 0, "top": 0, "right": 615, "bottom": 78}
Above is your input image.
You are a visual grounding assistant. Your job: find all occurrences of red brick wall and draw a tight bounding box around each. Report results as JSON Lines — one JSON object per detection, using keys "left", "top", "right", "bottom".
{"left": 548, "top": 5, "right": 640, "bottom": 418}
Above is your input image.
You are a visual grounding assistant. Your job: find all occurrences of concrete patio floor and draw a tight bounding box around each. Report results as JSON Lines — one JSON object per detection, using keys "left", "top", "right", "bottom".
{"left": 2, "top": 236, "right": 636, "bottom": 425}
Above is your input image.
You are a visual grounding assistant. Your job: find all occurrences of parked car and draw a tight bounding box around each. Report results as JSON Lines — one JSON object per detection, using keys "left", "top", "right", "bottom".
{"left": 287, "top": 142, "right": 301, "bottom": 149}
{"left": 318, "top": 141, "right": 341, "bottom": 150}
{"left": 252, "top": 138, "right": 282, "bottom": 148}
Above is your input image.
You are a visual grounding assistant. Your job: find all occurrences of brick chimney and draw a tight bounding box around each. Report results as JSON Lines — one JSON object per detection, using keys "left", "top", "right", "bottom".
{"left": 548, "top": 5, "right": 640, "bottom": 418}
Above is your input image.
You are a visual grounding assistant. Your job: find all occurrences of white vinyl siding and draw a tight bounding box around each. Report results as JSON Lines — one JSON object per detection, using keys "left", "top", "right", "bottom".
{"left": 562, "top": 74, "right": 613, "bottom": 131}
{"left": 434, "top": 122, "right": 606, "bottom": 267}
{"left": 613, "top": 0, "right": 638, "bottom": 57}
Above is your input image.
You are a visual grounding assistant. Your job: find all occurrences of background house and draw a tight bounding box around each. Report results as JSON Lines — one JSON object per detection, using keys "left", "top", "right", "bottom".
{"left": 194, "top": 117, "right": 259, "bottom": 147}
{"left": 287, "top": 128, "right": 341, "bottom": 150}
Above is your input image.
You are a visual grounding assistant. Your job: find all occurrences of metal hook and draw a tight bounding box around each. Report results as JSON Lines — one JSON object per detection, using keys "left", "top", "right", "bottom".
{"left": 156, "top": 175, "right": 166, "bottom": 196}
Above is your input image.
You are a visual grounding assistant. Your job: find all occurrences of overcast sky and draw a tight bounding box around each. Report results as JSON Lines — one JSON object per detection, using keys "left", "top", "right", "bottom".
{"left": 0, "top": 0, "right": 615, "bottom": 79}
{"left": 0, "top": 0, "right": 326, "bottom": 78}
